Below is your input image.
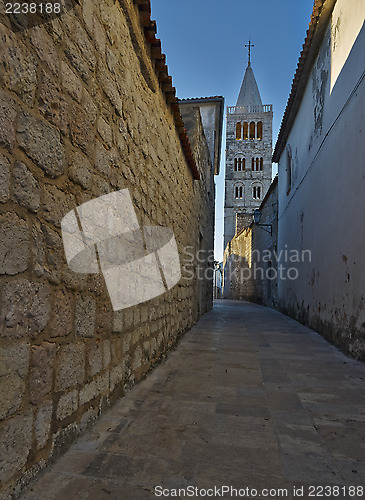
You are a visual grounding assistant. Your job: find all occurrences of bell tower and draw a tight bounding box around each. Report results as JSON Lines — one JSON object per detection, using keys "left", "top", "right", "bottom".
{"left": 223, "top": 42, "right": 273, "bottom": 251}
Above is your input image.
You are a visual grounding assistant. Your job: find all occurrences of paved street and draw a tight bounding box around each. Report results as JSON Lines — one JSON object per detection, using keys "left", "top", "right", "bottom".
{"left": 22, "top": 300, "right": 365, "bottom": 500}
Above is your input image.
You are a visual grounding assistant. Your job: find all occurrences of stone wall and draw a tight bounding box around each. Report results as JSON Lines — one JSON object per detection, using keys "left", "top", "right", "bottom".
{"left": 0, "top": 0, "right": 215, "bottom": 496}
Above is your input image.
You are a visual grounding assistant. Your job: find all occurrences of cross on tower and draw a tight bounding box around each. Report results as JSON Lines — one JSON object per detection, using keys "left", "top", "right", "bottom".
{"left": 244, "top": 40, "right": 254, "bottom": 65}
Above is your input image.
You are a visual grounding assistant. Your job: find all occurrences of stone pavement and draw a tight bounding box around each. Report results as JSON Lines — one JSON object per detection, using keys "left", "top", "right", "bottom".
{"left": 21, "top": 300, "right": 365, "bottom": 500}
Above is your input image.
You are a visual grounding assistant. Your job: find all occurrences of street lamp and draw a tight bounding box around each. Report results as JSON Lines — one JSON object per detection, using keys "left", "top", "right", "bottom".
{"left": 253, "top": 209, "right": 272, "bottom": 235}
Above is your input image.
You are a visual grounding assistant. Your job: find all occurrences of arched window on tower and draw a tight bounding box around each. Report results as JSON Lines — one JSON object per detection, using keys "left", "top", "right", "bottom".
{"left": 257, "top": 122, "right": 263, "bottom": 140}
{"left": 243, "top": 122, "right": 248, "bottom": 140}
{"left": 249, "top": 121, "right": 255, "bottom": 139}
{"left": 260, "top": 157, "right": 263, "bottom": 171}
{"left": 256, "top": 158, "right": 260, "bottom": 171}
{"left": 252, "top": 185, "right": 262, "bottom": 200}
{"left": 236, "top": 122, "right": 242, "bottom": 140}
{"left": 234, "top": 155, "right": 245, "bottom": 172}
{"left": 251, "top": 158, "right": 255, "bottom": 171}
{"left": 234, "top": 185, "right": 243, "bottom": 199}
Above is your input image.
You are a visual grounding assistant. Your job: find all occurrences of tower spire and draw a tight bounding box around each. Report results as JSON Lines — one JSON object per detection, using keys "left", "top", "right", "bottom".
{"left": 244, "top": 40, "right": 254, "bottom": 66}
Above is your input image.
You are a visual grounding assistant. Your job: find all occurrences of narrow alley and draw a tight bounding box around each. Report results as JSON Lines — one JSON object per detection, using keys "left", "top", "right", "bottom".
{"left": 21, "top": 301, "right": 365, "bottom": 500}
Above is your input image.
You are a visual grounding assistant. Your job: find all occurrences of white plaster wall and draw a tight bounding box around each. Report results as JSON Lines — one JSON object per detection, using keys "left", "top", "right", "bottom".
{"left": 277, "top": 1, "right": 365, "bottom": 358}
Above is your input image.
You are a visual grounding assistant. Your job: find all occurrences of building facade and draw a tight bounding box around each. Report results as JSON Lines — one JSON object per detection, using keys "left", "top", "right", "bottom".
{"left": 223, "top": 60, "right": 273, "bottom": 251}
{"left": 272, "top": 0, "right": 365, "bottom": 359}
{"left": 223, "top": 177, "right": 278, "bottom": 306}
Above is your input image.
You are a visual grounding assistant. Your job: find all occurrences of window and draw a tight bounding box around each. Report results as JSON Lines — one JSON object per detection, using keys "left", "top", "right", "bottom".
{"left": 252, "top": 157, "right": 264, "bottom": 171}
{"left": 235, "top": 185, "right": 243, "bottom": 199}
{"left": 257, "top": 121, "right": 263, "bottom": 140}
{"left": 249, "top": 121, "right": 255, "bottom": 139}
{"left": 234, "top": 156, "right": 245, "bottom": 172}
{"left": 236, "top": 122, "right": 242, "bottom": 140}
{"left": 252, "top": 185, "right": 261, "bottom": 200}
{"left": 243, "top": 122, "right": 248, "bottom": 140}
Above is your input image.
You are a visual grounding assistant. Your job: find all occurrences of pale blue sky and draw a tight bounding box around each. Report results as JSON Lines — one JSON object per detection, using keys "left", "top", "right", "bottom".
{"left": 151, "top": 0, "right": 315, "bottom": 261}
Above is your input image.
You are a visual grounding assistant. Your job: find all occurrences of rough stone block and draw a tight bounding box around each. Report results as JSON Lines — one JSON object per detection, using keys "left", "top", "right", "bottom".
{"left": 86, "top": 342, "right": 103, "bottom": 378}
{"left": 17, "top": 112, "right": 66, "bottom": 177}
{"left": 123, "top": 333, "right": 131, "bottom": 354}
{"left": 0, "top": 24, "right": 37, "bottom": 105}
{"left": 64, "top": 38, "right": 90, "bottom": 84}
{"left": 69, "top": 150, "right": 92, "bottom": 190}
{"left": 79, "top": 380, "right": 97, "bottom": 406}
{"left": 43, "top": 184, "right": 75, "bottom": 227}
{"left": 75, "top": 296, "right": 96, "bottom": 338}
{"left": 82, "top": 89, "right": 98, "bottom": 125}
{"left": 82, "top": 0, "right": 94, "bottom": 35}
{"left": 103, "top": 340, "right": 111, "bottom": 368}
{"left": 72, "top": 19, "right": 96, "bottom": 71}
{"left": 91, "top": 173, "right": 110, "bottom": 197}
{"left": 57, "top": 390, "right": 78, "bottom": 420}
{"left": 0, "top": 411, "right": 33, "bottom": 483}
{"left": 0, "top": 90, "right": 17, "bottom": 149}
{"left": 38, "top": 72, "right": 69, "bottom": 135}
{"left": 97, "top": 116, "right": 112, "bottom": 146}
{"left": 35, "top": 401, "right": 52, "bottom": 448}
{"left": 95, "top": 373, "right": 109, "bottom": 395}
{"left": 98, "top": 69, "right": 123, "bottom": 117}
{"left": 0, "top": 343, "right": 30, "bottom": 419}
{"left": 30, "top": 26, "right": 59, "bottom": 76}
{"left": 95, "top": 142, "right": 117, "bottom": 177}
{"left": 61, "top": 61, "right": 83, "bottom": 103}
{"left": 94, "top": 17, "right": 106, "bottom": 56}
{"left": 29, "top": 342, "right": 57, "bottom": 404}
{"left": 0, "top": 279, "right": 51, "bottom": 339}
{"left": 132, "top": 346, "right": 142, "bottom": 371}
{"left": 50, "top": 289, "right": 73, "bottom": 338}
{"left": 0, "top": 153, "right": 10, "bottom": 203}
{"left": 95, "top": 301, "right": 113, "bottom": 336}
{"left": 55, "top": 343, "right": 85, "bottom": 390}
{"left": 110, "top": 361, "right": 125, "bottom": 391}
{"left": 70, "top": 108, "right": 93, "bottom": 155}
{"left": 12, "top": 161, "right": 40, "bottom": 212}
{"left": 143, "top": 340, "right": 150, "bottom": 361}
{"left": 112, "top": 311, "right": 124, "bottom": 333}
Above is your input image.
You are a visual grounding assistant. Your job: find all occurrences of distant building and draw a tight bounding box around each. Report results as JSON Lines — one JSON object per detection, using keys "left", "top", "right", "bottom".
{"left": 272, "top": 0, "right": 365, "bottom": 359}
{"left": 223, "top": 176, "right": 278, "bottom": 306}
{"left": 223, "top": 51, "right": 273, "bottom": 251}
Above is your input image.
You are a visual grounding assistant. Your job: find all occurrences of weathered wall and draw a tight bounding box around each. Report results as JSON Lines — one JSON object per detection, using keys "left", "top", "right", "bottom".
{"left": 0, "top": 0, "right": 214, "bottom": 496}
{"left": 222, "top": 178, "right": 278, "bottom": 306}
{"left": 276, "top": 0, "right": 365, "bottom": 359}
{"left": 223, "top": 227, "right": 254, "bottom": 301}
